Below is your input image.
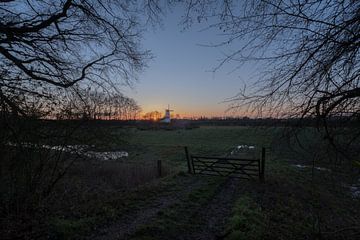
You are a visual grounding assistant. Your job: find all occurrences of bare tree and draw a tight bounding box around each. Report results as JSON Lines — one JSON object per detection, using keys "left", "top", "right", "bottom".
{"left": 0, "top": 2, "right": 160, "bottom": 236}
{"left": 143, "top": 110, "right": 162, "bottom": 120}
{"left": 181, "top": 0, "right": 360, "bottom": 155}
{"left": 55, "top": 89, "right": 141, "bottom": 120}
{"left": 0, "top": 0, "right": 162, "bottom": 116}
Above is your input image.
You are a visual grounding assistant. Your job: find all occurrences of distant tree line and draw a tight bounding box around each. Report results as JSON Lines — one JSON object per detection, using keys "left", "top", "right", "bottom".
{"left": 142, "top": 111, "right": 163, "bottom": 121}
{"left": 186, "top": 116, "right": 360, "bottom": 128}
{"left": 55, "top": 90, "right": 141, "bottom": 120}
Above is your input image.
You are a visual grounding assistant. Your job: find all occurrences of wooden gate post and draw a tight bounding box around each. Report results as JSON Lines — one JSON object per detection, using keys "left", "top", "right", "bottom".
{"left": 260, "top": 147, "right": 265, "bottom": 182}
{"left": 184, "top": 146, "right": 192, "bottom": 174}
{"left": 157, "top": 160, "right": 162, "bottom": 177}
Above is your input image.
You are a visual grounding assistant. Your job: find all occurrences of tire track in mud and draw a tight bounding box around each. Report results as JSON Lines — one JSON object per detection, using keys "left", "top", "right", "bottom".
{"left": 86, "top": 176, "right": 209, "bottom": 240}
{"left": 182, "top": 177, "right": 242, "bottom": 240}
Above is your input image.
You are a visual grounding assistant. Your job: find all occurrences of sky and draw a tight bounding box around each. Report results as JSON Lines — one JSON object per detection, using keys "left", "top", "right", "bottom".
{"left": 124, "top": 8, "right": 256, "bottom": 118}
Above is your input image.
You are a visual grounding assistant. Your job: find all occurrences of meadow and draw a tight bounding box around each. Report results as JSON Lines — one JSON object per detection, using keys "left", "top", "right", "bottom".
{"left": 1, "top": 125, "right": 360, "bottom": 239}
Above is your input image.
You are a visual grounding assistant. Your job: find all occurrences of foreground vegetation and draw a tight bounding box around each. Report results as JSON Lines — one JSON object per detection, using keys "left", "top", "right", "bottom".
{"left": 1, "top": 125, "right": 359, "bottom": 239}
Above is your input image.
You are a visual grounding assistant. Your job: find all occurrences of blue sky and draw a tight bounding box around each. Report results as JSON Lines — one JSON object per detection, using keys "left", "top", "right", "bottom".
{"left": 125, "top": 8, "right": 257, "bottom": 117}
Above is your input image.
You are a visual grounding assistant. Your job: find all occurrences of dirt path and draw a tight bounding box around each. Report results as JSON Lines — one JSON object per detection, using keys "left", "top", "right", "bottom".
{"left": 86, "top": 175, "right": 244, "bottom": 240}
{"left": 86, "top": 176, "right": 208, "bottom": 240}
{"left": 88, "top": 199, "right": 173, "bottom": 240}
{"left": 182, "top": 178, "right": 242, "bottom": 240}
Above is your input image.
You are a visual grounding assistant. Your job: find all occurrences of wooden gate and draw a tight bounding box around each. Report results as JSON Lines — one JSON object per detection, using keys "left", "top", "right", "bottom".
{"left": 185, "top": 147, "right": 265, "bottom": 181}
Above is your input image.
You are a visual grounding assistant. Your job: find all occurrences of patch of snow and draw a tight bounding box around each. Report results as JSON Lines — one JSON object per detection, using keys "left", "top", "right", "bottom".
{"left": 236, "top": 145, "right": 255, "bottom": 149}
{"left": 6, "top": 142, "right": 128, "bottom": 160}
{"left": 45, "top": 144, "right": 90, "bottom": 152}
{"left": 350, "top": 179, "right": 360, "bottom": 199}
{"left": 294, "top": 164, "right": 307, "bottom": 168}
{"left": 292, "top": 164, "right": 331, "bottom": 172}
{"left": 84, "top": 151, "right": 129, "bottom": 161}
{"left": 230, "top": 145, "right": 256, "bottom": 155}
{"left": 315, "top": 167, "right": 331, "bottom": 172}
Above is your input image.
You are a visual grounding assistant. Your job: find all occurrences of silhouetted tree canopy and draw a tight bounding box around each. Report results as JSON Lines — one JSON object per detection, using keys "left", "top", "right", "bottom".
{"left": 180, "top": 0, "right": 360, "bottom": 153}
{"left": 57, "top": 89, "right": 141, "bottom": 120}
{"left": 0, "top": 0, "right": 160, "bottom": 116}
{"left": 182, "top": 0, "right": 359, "bottom": 118}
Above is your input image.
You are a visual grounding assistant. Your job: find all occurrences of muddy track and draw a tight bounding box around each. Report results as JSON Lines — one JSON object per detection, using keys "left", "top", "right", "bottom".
{"left": 182, "top": 177, "right": 242, "bottom": 240}
{"left": 87, "top": 176, "right": 244, "bottom": 240}
{"left": 86, "top": 176, "right": 207, "bottom": 240}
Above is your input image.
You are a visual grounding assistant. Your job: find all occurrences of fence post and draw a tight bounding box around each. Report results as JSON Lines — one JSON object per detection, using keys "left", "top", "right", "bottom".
{"left": 260, "top": 147, "right": 265, "bottom": 182}
{"left": 184, "top": 146, "right": 192, "bottom": 174}
{"left": 157, "top": 160, "right": 162, "bottom": 177}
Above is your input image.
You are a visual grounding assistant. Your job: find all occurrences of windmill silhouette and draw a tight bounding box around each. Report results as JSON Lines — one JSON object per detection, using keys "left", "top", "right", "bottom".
{"left": 160, "top": 105, "right": 174, "bottom": 123}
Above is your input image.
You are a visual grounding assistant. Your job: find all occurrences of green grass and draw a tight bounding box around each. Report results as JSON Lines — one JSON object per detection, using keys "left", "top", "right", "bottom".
{"left": 120, "top": 126, "right": 277, "bottom": 173}
{"left": 225, "top": 196, "right": 266, "bottom": 240}
{"left": 3, "top": 125, "right": 360, "bottom": 239}
{"left": 130, "top": 176, "right": 225, "bottom": 240}
{"left": 48, "top": 172, "right": 201, "bottom": 239}
{"left": 128, "top": 126, "right": 274, "bottom": 151}
{"left": 222, "top": 158, "right": 360, "bottom": 239}
{"left": 49, "top": 126, "right": 360, "bottom": 239}
{"left": 50, "top": 217, "right": 97, "bottom": 240}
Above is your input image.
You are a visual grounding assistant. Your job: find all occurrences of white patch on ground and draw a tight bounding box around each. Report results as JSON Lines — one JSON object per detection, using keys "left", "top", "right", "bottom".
{"left": 349, "top": 179, "right": 360, "bottom": 199}
{"left": 6, "top": 142, "right": 128, "bottom": 161}
{"left": 230, "top": 145, "right": 256, "bottom": 155}
{"left": 236, "top": 145, "right": 255, "bottom": 150}
{"left": 292, "top": 164, "right": 331, "bottom": 172}
{"left": 292, "top": 164, "right": 360, "bottom": 199}
{"left": 83, "top": 151, "right": 129, "bottom": 161}
{"left": 294, "top": 164, "right": 307, "bottom": 169}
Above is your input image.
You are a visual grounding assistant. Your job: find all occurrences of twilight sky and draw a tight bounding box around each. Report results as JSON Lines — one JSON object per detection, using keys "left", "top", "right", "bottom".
{"left": 125, "top": 8, "right": 257, "bottom": 118}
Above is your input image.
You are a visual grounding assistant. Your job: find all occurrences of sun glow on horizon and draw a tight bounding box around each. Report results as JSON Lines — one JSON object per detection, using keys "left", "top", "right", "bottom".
{"left": 140, "top": 105, "right": 251, "bottom": 119}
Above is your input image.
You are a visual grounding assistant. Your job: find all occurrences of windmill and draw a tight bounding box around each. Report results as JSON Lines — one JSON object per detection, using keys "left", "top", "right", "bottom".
{"left": 159, "top": 105, "right": 174, "bottom": 123}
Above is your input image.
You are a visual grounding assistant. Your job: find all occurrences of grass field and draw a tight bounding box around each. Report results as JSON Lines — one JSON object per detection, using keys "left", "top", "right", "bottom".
{"left": 2, "top": 125, "right": 360, "bottom": 239}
